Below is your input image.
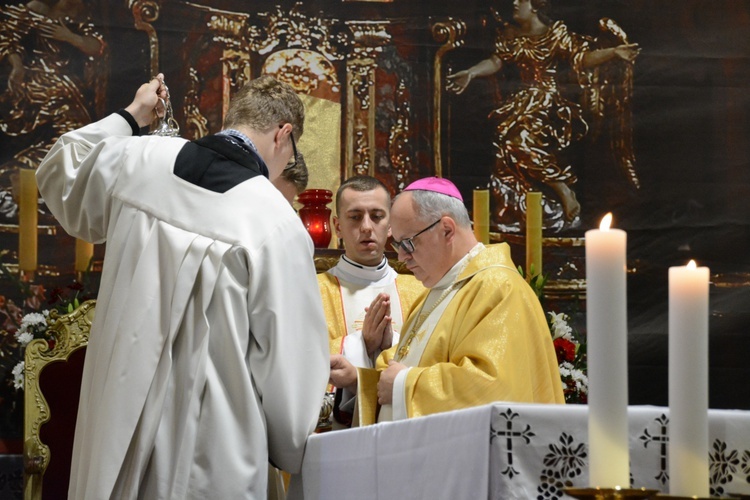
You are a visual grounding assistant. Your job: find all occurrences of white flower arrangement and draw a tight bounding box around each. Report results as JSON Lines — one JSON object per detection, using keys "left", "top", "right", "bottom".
{"left": 10, "top": 310, "right": 51, "bottom": 391}
{"left": 548, "top": 311, "right": 573, "bottom": 340}
{"left": 11, "top": 361, "right": 24, "bottom": 390}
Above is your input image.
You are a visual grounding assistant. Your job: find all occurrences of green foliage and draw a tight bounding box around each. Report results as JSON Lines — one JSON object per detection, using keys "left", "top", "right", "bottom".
{"left": 517, "top": 263, "right": 549, "bottom": 300}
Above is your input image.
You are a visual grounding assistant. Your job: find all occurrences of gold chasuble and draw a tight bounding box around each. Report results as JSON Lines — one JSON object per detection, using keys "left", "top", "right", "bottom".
{"left": 358, "top": 243, "right": 564, "bottom": 425}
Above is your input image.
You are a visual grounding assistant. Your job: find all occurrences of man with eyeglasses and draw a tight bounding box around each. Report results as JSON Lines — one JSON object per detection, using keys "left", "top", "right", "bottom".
{"left": 319, "top": 175, "right": 424, "bottom": 427}
{"left": 330, "top": 177, "right": 563, "bottom": 424}
{"left": 273, "top": 151, "right": 309, "bottom": 205}
{"left": 36, "top": 74, "right": 329, "bottom": 498}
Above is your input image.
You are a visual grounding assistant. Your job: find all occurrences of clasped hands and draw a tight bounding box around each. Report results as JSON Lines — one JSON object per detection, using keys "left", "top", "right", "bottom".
{"left": 328, "top": 292, "right": 407, "bottom": 405}
{"left": 362, "top": 292, "right": 393, "bottom": 357}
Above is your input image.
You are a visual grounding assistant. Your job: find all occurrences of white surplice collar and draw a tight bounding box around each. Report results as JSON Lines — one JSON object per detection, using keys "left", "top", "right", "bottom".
{"left": 330, "top": 254, "right": 393, "bottom": 286}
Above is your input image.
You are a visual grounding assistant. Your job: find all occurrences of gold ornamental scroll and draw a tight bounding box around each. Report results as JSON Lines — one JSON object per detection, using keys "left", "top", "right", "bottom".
{"left": 432, "top": 19, "right": 466, "bottom": 178}
{"left": 130, "top": 0, "right": 161, "bottom": 78}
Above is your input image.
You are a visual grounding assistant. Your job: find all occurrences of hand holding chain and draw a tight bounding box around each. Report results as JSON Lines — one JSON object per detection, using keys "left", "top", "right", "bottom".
{"left": 149, "top": 77, "right": 180, "bottom": 137}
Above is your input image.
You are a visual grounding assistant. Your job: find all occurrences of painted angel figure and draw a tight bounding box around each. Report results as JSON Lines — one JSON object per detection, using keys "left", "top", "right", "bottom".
{"left": 0, "top": 0, "right": 105, "bottom": 221}
{"left": 446, "top": 0, "right": 640, "bottom": 232}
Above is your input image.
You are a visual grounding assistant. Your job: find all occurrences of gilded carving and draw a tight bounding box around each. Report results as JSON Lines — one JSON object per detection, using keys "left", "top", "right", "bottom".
{"left": 344, "top": 21, "right": 390, "bottom": 179}
{"left": 134, "top": 4, "right": 395, "bottom": 185}
{"left": 347, "top": 21, "right": 391, "bottom": 60}
{"left": 255, "top": 3, "right": 347, "bottom": 61}
{"left": 24, "top": 301, "right": 95, "bottom": 498}
{"left": 183, "top": 2, "right": 347, "bottom": 124}
{"left": 388, "top": 80, "right": 413, "bottom": 190}
{"left": 431, "top": 18, "right": 466, "bottom": 178}
{"left": 349, "top": 62, "right": 373, "bottom": 111}
{"left": 352, "top": 128, "right": 370, "bottom": 176}
{"left": 130, "top": 0, "right": 161, "bottom": 77}
{"left": 184, "top": 68, "right": 209, "bottom": 140}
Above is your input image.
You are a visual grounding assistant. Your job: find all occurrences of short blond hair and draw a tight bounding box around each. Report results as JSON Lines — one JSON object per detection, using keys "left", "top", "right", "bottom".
{"left": 224, "top": 75, "right": 305, "bottom": 140}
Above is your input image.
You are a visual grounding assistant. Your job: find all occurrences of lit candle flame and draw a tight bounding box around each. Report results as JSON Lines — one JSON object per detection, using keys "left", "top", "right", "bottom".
{"left": 687, "top": 260, "right": 697, "bottom": 269}
{"left": 599, "top": 212, "right": 613, "bottom": 231}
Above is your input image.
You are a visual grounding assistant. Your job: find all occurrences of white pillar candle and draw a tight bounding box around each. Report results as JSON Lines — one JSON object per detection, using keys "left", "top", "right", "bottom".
{"left": 668, "top": 260, "right": 709, "bottom": 497}
{"left": 585, "top": 213, "right": 630, "bottom": 487}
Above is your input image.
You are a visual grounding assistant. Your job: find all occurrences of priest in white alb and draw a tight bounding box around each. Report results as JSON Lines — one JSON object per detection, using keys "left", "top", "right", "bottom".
{"left": 36, "top": 74, "right": 329, "bottom": 499}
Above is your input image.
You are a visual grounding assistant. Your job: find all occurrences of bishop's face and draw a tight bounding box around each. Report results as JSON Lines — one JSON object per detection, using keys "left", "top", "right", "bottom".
{"left": 390, "top": 193, "right": 449, "bottom": 288}
{"left": 334, "top": 187, "right": 391, "bottom": 267}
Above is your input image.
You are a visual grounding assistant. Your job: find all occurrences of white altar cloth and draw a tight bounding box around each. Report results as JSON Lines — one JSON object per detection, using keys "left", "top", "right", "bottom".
{"left": 289, "top": 403, "right": 750, "bottom": 500}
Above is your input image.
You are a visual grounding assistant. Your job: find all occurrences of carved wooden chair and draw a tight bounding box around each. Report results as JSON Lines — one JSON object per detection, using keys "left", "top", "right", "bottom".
{"left": 23, "top": 300, "right": 94, "bottom": 500}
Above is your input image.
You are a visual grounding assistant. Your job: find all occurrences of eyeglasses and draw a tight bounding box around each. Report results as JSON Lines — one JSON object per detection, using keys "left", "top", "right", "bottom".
{"left": 281, "top": 124, "right": 298, "bottom": 171}
{"left": 390, "top": 219, "right": 441, "bottom": 254}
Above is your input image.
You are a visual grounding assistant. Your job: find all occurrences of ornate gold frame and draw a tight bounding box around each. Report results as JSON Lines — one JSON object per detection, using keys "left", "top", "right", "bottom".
{"left": 23, "top": 300, "right": 95, "bottom": 500}
{"left": 131, "top": 2, "right": 393, "bottom": 184}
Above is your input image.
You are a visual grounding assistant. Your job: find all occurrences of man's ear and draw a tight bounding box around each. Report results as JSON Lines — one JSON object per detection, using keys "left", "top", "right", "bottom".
{"left": 276, "top": 123, "right": 292, "bottom": 149}
{"left": 333, "top": 215, "right": 342, "bottom": 238}
{"left": 387, "top": 225, "right": 392, "bottom": 239}
{"left": 441, "top": 216, "right": 457, "bottom": 242}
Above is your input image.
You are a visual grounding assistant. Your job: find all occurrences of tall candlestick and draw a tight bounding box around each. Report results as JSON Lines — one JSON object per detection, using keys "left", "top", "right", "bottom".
{"left": 75, "top": 239, "right": 94, "bottom": 273}
{"left": 473, "top": 189, "right": 490, "bottom": 245}
{"left": 18, "top": 168, "right": 38, "bottom": 274}
{"left": 668, "top": 260, "right": 709, "bottom": 497}
{"left": 585, "top": 213, "right": 629, "bottom": 487}
{"left": 526, "top": 191, "right": 542, "bottom": 278}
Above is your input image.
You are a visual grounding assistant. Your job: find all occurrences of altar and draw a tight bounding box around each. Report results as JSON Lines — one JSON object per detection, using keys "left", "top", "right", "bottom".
{"left": 289, "top": 403, "right": 750, "bottom": 499}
